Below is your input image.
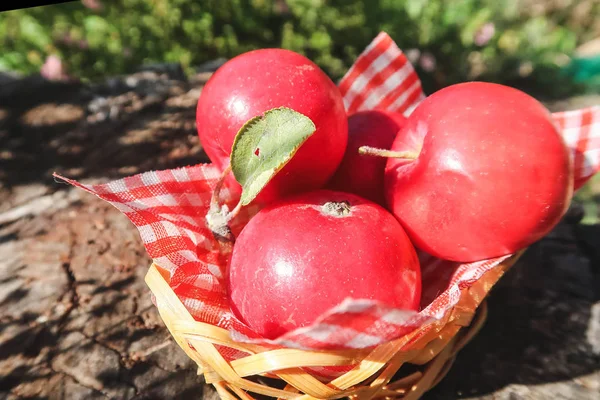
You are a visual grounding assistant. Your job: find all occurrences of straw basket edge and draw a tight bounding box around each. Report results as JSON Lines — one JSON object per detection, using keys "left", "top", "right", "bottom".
{"left": 144, "top": 250, "right": 525, "bottom": 400}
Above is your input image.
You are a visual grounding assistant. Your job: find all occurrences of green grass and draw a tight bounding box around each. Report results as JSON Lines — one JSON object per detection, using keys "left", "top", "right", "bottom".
{"left": 1, "top": 0, "right": 598, "bottom": 98}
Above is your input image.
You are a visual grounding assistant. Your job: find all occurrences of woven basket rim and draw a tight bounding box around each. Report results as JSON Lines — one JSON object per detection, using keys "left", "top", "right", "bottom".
{"left": 144, "top": 250, "right": 525, "bottom": 399}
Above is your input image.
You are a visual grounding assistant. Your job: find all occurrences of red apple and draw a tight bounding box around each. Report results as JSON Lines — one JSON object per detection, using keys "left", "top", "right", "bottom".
{"left": 328, "top": 110, "right": 407, "bottom": 205}
{"left": 384, "top": 82, "right": 573, "bottom": 262}
{"left": 196, "top": 49, "right": 348, "bottom": 205}
{"left": 228, "top": 190, "right": 421, "bottom": 339}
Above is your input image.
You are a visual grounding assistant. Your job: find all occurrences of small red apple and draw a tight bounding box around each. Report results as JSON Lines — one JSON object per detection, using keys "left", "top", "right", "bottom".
{"left": 328, "top": 110, "right": 407, "bottom": 205}
{"left": 228, "top": 190, "right": 421, "bottom": 339}
{"left": 384, "top": 82, "right": 573, "bottom": 262}
{"left": 196, "top": 49, "right": 348, "bottom": 205}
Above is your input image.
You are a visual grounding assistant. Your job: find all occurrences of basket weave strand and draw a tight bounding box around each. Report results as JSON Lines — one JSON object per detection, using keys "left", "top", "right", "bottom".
{"left": 144, "top": 250, "right": 523, "bottom": 399}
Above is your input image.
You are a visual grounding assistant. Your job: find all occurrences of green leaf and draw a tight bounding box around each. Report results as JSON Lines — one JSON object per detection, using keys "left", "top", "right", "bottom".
{"left": 20, "top": 15, "right": 51, "bottom": 50}
{"left": 231, "top": 107, "right": 316, "bottom": 206}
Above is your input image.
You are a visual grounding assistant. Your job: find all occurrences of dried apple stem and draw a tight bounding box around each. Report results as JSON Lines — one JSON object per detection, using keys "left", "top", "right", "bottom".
{"left": 206, "top": 165, "right": 235, "bottom": 242}
{"left": 225, "top": 200, "right": 243, "bottom": 223}
{"left": 358, "top": 146, "right": 419, "bottom": 160}
{"left": 210, "top": 164, "right": 232, "bottom": 211}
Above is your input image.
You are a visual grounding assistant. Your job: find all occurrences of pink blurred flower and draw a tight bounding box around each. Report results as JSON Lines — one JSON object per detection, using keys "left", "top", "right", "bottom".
{"left": 274, "top": 0, "right": 290, "bottom": 15}
{"left": 474, "top": 23, "right": 495, "bottom": 47}
{"left": 60, "top": 32, "right": 74, "bottom": 45}
{"left": 419, "top": 52, "right": 436, "bottom": 72}
{"left": 405, "top": 49, "right": 421, "bottom": 64}
{"left": 82, "top": 0, "right": 103, "bottom": 11}
{"left": 40, "top": 55, "right": 70, "bottom": 81}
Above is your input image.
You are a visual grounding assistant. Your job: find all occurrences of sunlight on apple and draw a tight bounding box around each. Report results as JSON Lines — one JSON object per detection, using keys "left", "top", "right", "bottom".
{"left": 439, "top": 148, "right": 464, "bottom": 172}
{"left": 274, "top": 259, "right": 294, "bottom": 279}
{"left": 229, "top": 96, "right": 249, "bottom": 116}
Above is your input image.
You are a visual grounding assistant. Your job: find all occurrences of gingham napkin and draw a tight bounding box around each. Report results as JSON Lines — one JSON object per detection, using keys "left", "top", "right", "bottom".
{"left": 56, "top": 32, "right": 600, "bottom": 352}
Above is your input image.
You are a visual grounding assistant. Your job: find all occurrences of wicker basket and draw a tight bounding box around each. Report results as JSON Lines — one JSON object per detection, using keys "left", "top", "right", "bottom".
{"left": 145, "top": 250, "right": 524, "bottom": 400}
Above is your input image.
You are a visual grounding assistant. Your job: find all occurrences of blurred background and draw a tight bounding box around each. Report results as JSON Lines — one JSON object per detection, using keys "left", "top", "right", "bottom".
{"left": 1, "top": 0, "right": 600, "bottom": 98}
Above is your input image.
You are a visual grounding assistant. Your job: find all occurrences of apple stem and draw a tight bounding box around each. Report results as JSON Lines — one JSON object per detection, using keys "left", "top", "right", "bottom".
{"left": 358, "top": 146, "right": 419, "bottom": 160}
{"left": 225, "top": 200, "right": 243, "bottom": 223}
{"left": 210, "top": 164, "right": 232, "bottom": 211}
{"left": 206, "top": 165, "right": 236, "bottom": 242}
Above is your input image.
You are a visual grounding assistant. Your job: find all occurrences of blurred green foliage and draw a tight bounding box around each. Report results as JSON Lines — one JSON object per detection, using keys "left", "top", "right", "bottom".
{"left": 0, "top": 0, "right": 598, "bottom": 97}
{"left": 575, "top": 173, "right": 600, "bottom": 225}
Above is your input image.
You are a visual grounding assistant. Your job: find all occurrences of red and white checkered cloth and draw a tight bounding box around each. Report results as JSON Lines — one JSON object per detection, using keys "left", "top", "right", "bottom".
{"left": 56, "top": 32, "right": 600, "bottom": 354}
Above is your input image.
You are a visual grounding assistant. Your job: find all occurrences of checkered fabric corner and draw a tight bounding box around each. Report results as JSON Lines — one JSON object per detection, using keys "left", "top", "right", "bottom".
{"left": 552, "top": 106, "right": 600, "bottom": 190}
{"left": 338, "top": 32, "right": 426, "bottom": 117}
{"left": 55, "top": 32, "right": 600, "bottom": 352}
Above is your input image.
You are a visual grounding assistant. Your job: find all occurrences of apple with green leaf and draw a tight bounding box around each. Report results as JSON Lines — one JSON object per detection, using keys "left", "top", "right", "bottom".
{"left": 196, "top": 48, "right": 348, "bottom": 205}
